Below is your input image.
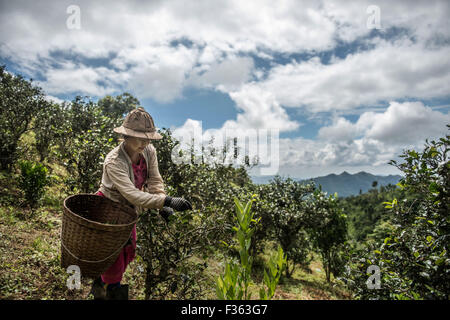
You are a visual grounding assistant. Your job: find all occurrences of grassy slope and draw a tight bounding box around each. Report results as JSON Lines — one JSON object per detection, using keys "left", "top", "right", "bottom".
{"left": 0, "top": 155, "right": 351, "bottom": 300}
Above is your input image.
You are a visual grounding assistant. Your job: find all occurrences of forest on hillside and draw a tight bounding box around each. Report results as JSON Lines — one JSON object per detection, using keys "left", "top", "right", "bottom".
{"left": 1, "top": 66, "right": 449, "bottom": 300}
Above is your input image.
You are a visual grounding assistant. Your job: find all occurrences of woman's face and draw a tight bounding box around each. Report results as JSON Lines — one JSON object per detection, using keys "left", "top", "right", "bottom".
{"left": 124, "top": 136, "right": 151, "bottom": 153}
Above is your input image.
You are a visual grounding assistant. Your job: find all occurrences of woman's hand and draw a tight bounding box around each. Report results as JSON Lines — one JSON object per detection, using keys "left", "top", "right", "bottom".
{"left": 164, "top": 196, "right": 192, "bottom": 211}
{"left": 159, "top": 207, "right": 175, "bottom": 223}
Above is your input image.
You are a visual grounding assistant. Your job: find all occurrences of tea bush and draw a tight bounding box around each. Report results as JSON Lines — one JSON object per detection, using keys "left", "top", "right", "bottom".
{"left": 52, "top": 96, "right": 122, "bottom": 193}
{"left": 18, "top": 160, "right": 50, "bottom": 209}
{"left": 305, "top": 189, "right": 348, "bottom": 283}
{"left": 251, "top": 177, "right": 315, "bottom": 277}
{"left": 344, "top": 127, "right": 450, "bottom": 299}
{"left": 0, "top": 66, "right": 46, "bottom": 171}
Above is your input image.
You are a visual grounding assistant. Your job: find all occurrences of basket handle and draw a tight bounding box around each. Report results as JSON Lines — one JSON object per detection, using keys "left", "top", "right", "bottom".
{"left": 60, "top": 231, "right": 133, "bottom": 264}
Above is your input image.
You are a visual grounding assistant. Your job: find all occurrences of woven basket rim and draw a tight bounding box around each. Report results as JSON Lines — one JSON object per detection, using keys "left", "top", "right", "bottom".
{"left": 63, "top": 193, "right": 138, "bottom": 229}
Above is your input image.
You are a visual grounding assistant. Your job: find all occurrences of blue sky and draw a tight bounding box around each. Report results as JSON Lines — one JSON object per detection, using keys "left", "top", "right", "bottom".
{"left": 1, "top": 0, "right": 449, "bottom": 179}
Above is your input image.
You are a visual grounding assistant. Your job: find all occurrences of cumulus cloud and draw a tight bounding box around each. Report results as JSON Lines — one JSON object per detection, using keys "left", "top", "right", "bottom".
{"left": 38, "top": 62, "right": 127, "bottom": 97}
{"left": 44, "top": 95, "right": 65, "bottom": 104}
{"left": 359, "top": 102, "right": 450, "bottom": 145}
{"left": 1, "top": 0, "right": 449, "bottom": 105}
{"left": 283, "top": 101, "right": 450, "bottom": 175}
{"left": 172, "top": 117, "right": 281, "bottom": 175}
{"left": 117, "top": 45, "right": 199, "bottom": 102}
{"left": 187, "top": 55, "right": 254, "bottom": 92}
{"left": 318, "top": 101, "right": 450, "bottom": 146}
{"left": 0, "top": 0, "right": 336, "bottom": 68}
{"left": 170, "top": 101, "right": 449, "bottom": 178}
{"left": 1, "top": 0, "right": 449, "bottom": 178}
{"left": 323, "top": 0, "right": 450, "bottom": 45}
{"left": 258, "top": 39, "right": 450, "bottom": 112}
{"left": 226, "top": 84, "right": 299, "bottom": 132}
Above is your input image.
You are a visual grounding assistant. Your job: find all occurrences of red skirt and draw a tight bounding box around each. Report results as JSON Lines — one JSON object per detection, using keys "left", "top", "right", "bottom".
{"left": 95, "top": 191, "right": 137, "bottom": 284}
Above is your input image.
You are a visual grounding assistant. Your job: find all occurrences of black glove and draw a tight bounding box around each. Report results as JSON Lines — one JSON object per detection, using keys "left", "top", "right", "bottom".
{"left": 159, "top": 206, "right": 175, "bottom": 223}
{"left": 164, "top": 196, "right": 192, "bottom": 211}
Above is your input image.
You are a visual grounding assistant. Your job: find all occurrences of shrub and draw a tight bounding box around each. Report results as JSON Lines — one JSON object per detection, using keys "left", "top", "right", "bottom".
{"left": 253, "top": 177, "right": 315, "bottom": 277}
{"left": 53, "top": 96, "right": 121, "bottom": 193}
{"left": 18, "top": 160, "right": 49, "bottom": 209}
{"left": 306, "top": 189, "right": 348, "bottom": 283}
{"left": 137, "top": 206, "right": 227, "bottom": 299}
{"left": 345, "top": 126, "right": 450, "bottom": 299}
{"left": 0, "top": 66, "right": 46, "bottom": 171}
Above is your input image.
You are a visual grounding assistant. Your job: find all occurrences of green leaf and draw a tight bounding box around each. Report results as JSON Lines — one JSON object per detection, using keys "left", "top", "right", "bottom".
{"left": 396, "top": 182, "right": 405, "bottom": 190}
{"left": 220, "top": 240, "right": 229, "bottom": 248}
{"left": 409, "top": 150, "right": 418, "bottom": 159}
{"left": 429, "top": 182, "right": 439, "bottom": 194}
{"left": 259, "top": 288, "right": 267, "bottom": 300}
{"left": 263, "top": 270, "right": 270, "bottom": 287}
{"left": 234, "top": 197, "right": 244, "bottom": 213}
{"left": 383, "top": 201, "right": 393, "bottom": 209}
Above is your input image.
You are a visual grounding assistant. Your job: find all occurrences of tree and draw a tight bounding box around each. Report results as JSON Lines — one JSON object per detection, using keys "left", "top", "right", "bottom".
{"left": 138, "top": 206, "right": 225, "bottom": 299}
{"left": 53, "top": 96, "right": 121, "bottom": 193}
{"left": 32, "top": 101, "right": 67, "bottom": 163}
{"left": 98, "top": 92, "right": 140, "bottom": 118}
{"left": 152, "top": 129, "right": 255, "bottom": 245}
{"left": 0, "top": 66, "right": 45, "bottom": 171}
{"left": 306, "top": 189, "right": 348, "bottom": 283}
{"left": 253, "top": 176, "right": 315, "bottom": 278}
{"left": 339, "top": 185, "right": 402, "bottom": 242}
{"left": 346, "top": 126, "right": 449, "bottom": 299}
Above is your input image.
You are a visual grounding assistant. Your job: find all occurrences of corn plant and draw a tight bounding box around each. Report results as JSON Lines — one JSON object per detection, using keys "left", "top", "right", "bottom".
{"left": 259, "top": 246, "right": 287, "bottom": 300}
{"left": 216, "top": 196, "right": 286, "bottom": 300}
{"left": 216, "top": 196, "right": 257, "bottom": 299}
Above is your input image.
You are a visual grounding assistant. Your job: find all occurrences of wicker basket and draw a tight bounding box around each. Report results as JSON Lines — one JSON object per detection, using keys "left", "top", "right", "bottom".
{"left": 61, "top": 194, "right": 138, "bottom": 279}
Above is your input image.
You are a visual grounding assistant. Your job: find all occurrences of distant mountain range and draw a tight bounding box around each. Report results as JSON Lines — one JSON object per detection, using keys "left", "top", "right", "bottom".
{"left": 250, "top": 171, "right": 402, "bottom": 198}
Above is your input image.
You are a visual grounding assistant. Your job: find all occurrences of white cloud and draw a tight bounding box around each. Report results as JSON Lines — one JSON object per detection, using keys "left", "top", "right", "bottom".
{"left": 116, "top": 45, "right": 199, "bottom": 102}
{"left": 172, "top": 117, "right": 281, "bottom": 175}
{"left": 317, "top": 115, "right": 359, "bottom": 142}
{"left": 0, "top": 0, "right": 337, "bottom": 66}
{"left": 323, "top": 0, "right": 450, "bottom": 45}
{"left": 286, "top": 101, "right": 450, "bottom": 176}
{"left": 319, "top": 101, "right": 450, "bottom": 146}
{"left": 1, "top": 0, "right": 449, "bottom": 104}
{"left": 2, "top": 0, "right": 449, "bottom": 178}
{"left": 187, "top": 55, "right": 254, "bottom": 92}
{"left": 44, "top": 95, "right": 65, "bottom": 104}
{"left": 226, "top": 84, "right": 299, "bottom": 132}
{"left": 170, "top": 101, "right": 449, "bottom": 178}
{"left": 258, "top": 39, "right": 450, "bottom": 112}
{"left": 359, "top": 101, "right": 450, "bottom": 145}
{"left": 37, "top": 62, "right": 128, "bottom": 97}
{"left": 275, "top": 134, "right": 399, "bottom": 178}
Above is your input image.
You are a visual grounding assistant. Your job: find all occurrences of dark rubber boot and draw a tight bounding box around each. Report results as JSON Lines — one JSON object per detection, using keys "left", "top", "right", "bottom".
{"left": 90, "top": 277, "right": 107, "bottom": 300}
{"left": 106, "top": 284, "right": 129, "bottom": 300}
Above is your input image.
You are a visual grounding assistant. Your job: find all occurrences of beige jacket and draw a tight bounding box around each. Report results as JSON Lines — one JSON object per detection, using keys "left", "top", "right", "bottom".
{"left": 97, "top": 141, "right": 167, "bottom": 215}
